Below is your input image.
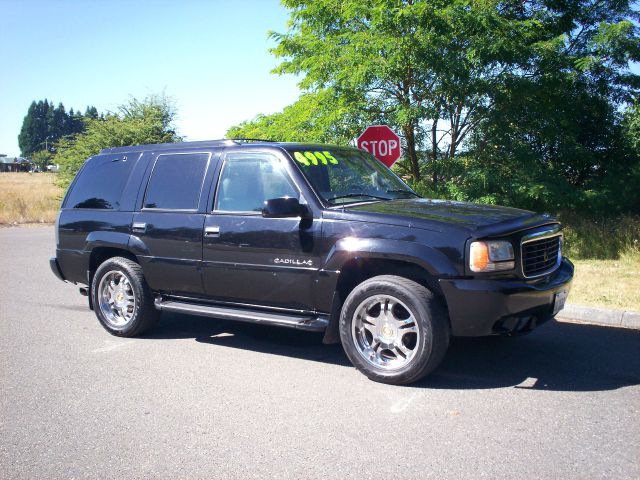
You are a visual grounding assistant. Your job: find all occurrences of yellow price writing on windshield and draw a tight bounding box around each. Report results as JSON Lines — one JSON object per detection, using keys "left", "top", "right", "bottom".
{"left": 293, "top": 151, "right": 339, "bottom": 167}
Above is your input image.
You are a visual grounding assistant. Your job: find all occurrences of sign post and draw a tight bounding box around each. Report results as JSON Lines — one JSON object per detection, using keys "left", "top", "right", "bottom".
{"left": 357, "top": 125, "right": 401, "bottom": 167}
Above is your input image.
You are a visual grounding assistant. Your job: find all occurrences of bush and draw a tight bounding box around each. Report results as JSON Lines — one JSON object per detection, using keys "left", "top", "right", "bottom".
{"left": 406, "top": 167, "right": 640, "bottom": 260}
{"left": 559, "top": 212, "right": 640, "bottom": 260}
{"left": 54, "top": 95, "right": 180, "bottom": 188}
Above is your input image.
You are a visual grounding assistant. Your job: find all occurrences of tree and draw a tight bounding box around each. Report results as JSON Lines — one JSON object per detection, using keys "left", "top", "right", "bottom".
{"left": 460, "top": 0, "right": 640, "bottom": 213}
{"left": 623, "top": 101, "right": 640, "bottom": 153}
{"left": 84, "top": 106, "right": 99, "bottom": 119}
{"left": 18, "top": 99, "right": 53, "bottom": 155}
{"left": 17, "top": 100, "right": 99, "bottom": 156}
{"left": 17, "top": 101, "right": 38, "bottom": 157}
{"left": 227, "top": 89, "right": 374, "bottom": 143}
{"left": 50, "top": 103, "right": 68, "bottom": 142}
{"left": 270, "top": 1, "right": 542, "bottom": 180}
{"left": 270, "top": 0, "right": 639, "bottom": 185}
{"left": 54, "top": 94, "right": 181, "bottom": 187}
{"left": 30, "top": 150, "right": 53, "bottom": 172}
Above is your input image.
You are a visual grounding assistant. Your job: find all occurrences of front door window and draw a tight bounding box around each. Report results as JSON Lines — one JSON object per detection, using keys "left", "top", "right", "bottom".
{"left": 215, "top": 153, "right": 298, "bottom": 213}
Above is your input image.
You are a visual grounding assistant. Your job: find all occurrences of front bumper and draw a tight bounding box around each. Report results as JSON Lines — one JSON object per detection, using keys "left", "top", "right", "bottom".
{"left": 49, "top": 257, "right": 66, "bottom": 282}
{"left": 439, "top": 258, "right": 574, "bottom": 336}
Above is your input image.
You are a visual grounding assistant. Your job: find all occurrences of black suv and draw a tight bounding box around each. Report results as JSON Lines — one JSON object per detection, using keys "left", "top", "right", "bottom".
{"left": 50, "top": 139, "right": 573, "bottom": 384}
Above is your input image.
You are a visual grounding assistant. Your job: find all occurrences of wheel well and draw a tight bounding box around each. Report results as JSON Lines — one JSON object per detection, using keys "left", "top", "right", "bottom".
{"left": 321, "top": 258, "right": 447, "bottom": 345}
{"left": 336, "top": 258, "right": 442, "bottom": 304}
{"left": 89, "top": 247, "right": 138, "bottom": 275}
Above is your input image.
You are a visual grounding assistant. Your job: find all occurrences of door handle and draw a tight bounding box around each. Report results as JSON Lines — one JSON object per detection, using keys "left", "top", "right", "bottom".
{"left": 205, "top": 226, "right": 220, "bottom": 237}
{"left": 132, "top": 222, "right": 147, "bottom": 233}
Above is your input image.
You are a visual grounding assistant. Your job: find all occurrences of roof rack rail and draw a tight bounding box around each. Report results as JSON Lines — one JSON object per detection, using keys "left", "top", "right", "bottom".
{"left": 98, "top": 138, "right": 281, "bottom": 154}
{"left": 227, "top": 138, "right": 277, "bottom": 144}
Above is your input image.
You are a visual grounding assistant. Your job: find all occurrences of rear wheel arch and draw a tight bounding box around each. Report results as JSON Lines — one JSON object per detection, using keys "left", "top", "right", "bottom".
{"left": 89, "top": 247, "right": 139, "bottom": 278}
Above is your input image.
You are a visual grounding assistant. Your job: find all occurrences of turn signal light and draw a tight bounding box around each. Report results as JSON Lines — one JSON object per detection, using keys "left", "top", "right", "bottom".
{"left": 470, "top": 242, "right": 490, "bottom": 272}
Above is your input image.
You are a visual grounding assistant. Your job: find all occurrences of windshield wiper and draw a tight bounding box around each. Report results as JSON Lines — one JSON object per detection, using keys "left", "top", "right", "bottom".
{"left": 386, "top": 189, "right": 420, "bottom": 197}
{"left": 326, "top": 193, "right": 392, "bottom": 203}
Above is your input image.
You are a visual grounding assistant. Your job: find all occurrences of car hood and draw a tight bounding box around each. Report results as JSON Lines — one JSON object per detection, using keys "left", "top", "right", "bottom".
{"left": 343, "top": 198, "right": 556, "bottom": 236}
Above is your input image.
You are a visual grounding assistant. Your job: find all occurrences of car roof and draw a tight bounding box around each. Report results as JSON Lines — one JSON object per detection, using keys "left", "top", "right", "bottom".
{"left": 99, "top": 139, "right": 356, "bottom": 155}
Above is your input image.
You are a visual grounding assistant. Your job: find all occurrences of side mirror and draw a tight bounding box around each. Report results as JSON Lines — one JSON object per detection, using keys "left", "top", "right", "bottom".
{"left": 262, "top": 197, "right": 308, "bottom": 218}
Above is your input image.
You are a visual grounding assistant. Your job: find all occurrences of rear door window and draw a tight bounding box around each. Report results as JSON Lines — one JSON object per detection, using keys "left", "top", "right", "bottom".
{"left": 143, "top": 153, "right": 210, "bottom": 210}
{"left": 65, "top": 154, "right": 136, "bottom": 209}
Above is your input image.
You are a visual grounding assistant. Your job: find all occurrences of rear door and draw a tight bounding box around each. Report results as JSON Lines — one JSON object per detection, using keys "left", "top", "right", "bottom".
{"left": 202, "top": 149, "right": 322, "bottom": 310}
{"left": 130, "top": 150, "right": 218, "bottom": 296}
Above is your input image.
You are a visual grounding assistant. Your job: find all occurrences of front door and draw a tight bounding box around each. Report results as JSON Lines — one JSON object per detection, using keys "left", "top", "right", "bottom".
{"left": 202, "top": 150, "right": 321, "bottom": 311}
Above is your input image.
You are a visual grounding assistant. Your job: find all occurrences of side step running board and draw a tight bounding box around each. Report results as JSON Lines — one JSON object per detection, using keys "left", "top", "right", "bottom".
{"left": 154, "top": 298, "right": 328, "bottom": 332}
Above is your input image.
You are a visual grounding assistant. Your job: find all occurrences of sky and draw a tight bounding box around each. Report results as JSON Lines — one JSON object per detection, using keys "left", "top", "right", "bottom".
{"left": 0, "top": 0, "right": 301, "bottom": 156}
{"left": 2, "top": 1, "right": 638, "bottom": 158}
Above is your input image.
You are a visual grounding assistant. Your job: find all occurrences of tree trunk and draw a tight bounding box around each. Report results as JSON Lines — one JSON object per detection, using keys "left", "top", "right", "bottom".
{"left": 431, "top": 117, "right": 438, "bottom": 188}
{"left": 403, "top": 124, "right": 420, "bottom": 181}
{"left": 449, "top": 129, "right": 458, "bottom": 160}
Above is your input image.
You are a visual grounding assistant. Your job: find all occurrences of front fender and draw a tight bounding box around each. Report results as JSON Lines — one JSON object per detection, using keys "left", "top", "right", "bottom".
{"left": 322, "top": 237, "right": 460, "bottom": 277}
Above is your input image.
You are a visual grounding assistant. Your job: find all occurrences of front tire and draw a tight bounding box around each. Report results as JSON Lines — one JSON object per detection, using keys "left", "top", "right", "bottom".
{"left": 91, "top": 256, "right": 158, "bottom": 337}
{"left": 339, "top": 275, "right": 450, "bottom": 385}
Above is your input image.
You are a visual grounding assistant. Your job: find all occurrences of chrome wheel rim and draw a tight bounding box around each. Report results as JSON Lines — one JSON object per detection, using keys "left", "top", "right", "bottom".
{"left": 97, "top": 270, "right": 136, "bottom": 329}
{"left": 352, "top": 294, "right": 420, "bottom": 371}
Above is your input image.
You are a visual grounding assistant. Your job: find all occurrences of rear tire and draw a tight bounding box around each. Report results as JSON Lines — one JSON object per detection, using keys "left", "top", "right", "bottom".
{"left": 339, "top": 275, "right": 449, "bottom": 385}
{"left": 91, "top": 256, "right": 158, "bottom": 337}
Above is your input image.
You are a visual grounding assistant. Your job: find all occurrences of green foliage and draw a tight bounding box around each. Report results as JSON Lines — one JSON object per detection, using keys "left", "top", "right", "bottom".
{"left": 242, "top": 0, "right": 639, "bottom": 218}
{"left": 227, "top": 89, "right": 370, "bottom": 144}
{"left": 270, "top": 0, "right": 542, "bottom": 178}
{"left": 30, "top": 150, "right": 53, "bottom": 171}
{"left": 18, "top": 99, "right": 97, "bottom": 157}
{"left": 270, "top": 0, "right": 639, "bottom": 183}
{"left": 55, "top": 95, "right": 180, "bottom": 188}
{"left": 623, "top": 101, "right": 640, "bottom": 153}
{"left": 559, "top": 212, "right": 640, "bottom": 260}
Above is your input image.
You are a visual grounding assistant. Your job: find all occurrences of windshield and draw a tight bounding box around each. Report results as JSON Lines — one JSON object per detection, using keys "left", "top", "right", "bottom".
{"left": 286, "top": 147, "right": 418, "bottom": 205}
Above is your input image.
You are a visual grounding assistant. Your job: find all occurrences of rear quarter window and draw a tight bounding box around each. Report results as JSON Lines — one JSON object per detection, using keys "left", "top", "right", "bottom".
{"left": 65, "top": 154, "right": 136, "bottom": 209}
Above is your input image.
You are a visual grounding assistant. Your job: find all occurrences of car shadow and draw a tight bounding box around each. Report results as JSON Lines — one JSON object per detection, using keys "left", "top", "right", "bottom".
{"left": 146, "top": 313, "right": 640, "bottom": 392}
{"left": 422, "top": 321, "right": 640, "bottom": 391}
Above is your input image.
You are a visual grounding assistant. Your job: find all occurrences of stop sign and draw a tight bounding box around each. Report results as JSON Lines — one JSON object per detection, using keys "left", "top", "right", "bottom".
{"left": 357, "top": 125, "right": 401, "bottom": 167}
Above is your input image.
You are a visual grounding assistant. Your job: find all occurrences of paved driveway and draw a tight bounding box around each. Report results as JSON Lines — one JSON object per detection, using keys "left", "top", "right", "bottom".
{"left": 1, "top": 227, "right": 638, "bottom": 479}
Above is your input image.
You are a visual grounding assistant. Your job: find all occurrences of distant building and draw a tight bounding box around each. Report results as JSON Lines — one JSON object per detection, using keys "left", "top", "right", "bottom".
{"left": 0, "top": 154, "right": 33, "bottom": 172}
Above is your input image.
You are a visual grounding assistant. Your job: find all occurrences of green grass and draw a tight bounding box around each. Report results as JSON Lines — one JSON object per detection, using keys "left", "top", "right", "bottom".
{"left": 551, "top": 212, "right": 640, "bottom": 311}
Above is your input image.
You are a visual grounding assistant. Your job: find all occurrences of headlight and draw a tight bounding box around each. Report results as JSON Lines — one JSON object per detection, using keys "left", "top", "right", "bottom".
{"left": 469, "top": 240, "right": 515, "bottom": 272}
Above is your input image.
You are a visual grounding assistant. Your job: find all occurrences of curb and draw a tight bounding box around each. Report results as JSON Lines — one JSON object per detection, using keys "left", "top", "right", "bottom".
{"left": 556, "top": 303, "right": 640, "bottom": 330}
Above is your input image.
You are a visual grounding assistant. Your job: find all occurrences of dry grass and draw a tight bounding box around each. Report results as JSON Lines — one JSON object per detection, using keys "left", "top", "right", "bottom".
{"left": 0, "top": 173, "right": 63, "bottom": 225}
{"left": 569, "top": 251, "right": 640, "bottom": 311}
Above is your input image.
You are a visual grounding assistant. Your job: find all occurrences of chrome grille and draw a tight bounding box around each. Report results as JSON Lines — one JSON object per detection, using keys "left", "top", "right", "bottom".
{"left": 521, "top": 229, "right": 562, "bottom": 277}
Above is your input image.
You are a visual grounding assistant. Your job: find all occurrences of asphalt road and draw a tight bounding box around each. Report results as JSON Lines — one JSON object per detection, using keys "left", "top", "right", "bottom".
{"left": 1, "top": 226, "right": 639, "bottom": 479}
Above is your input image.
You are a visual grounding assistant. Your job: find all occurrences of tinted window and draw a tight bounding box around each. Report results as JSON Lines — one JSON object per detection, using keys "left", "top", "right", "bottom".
{"left": 144, "top": 153, "right": 209, "bottom": 210}
{"left": 216, "top": 153, "right": 298, "bottom": 212}
{"left": 66, "top": 154, "right": 135, "bottom": 209}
